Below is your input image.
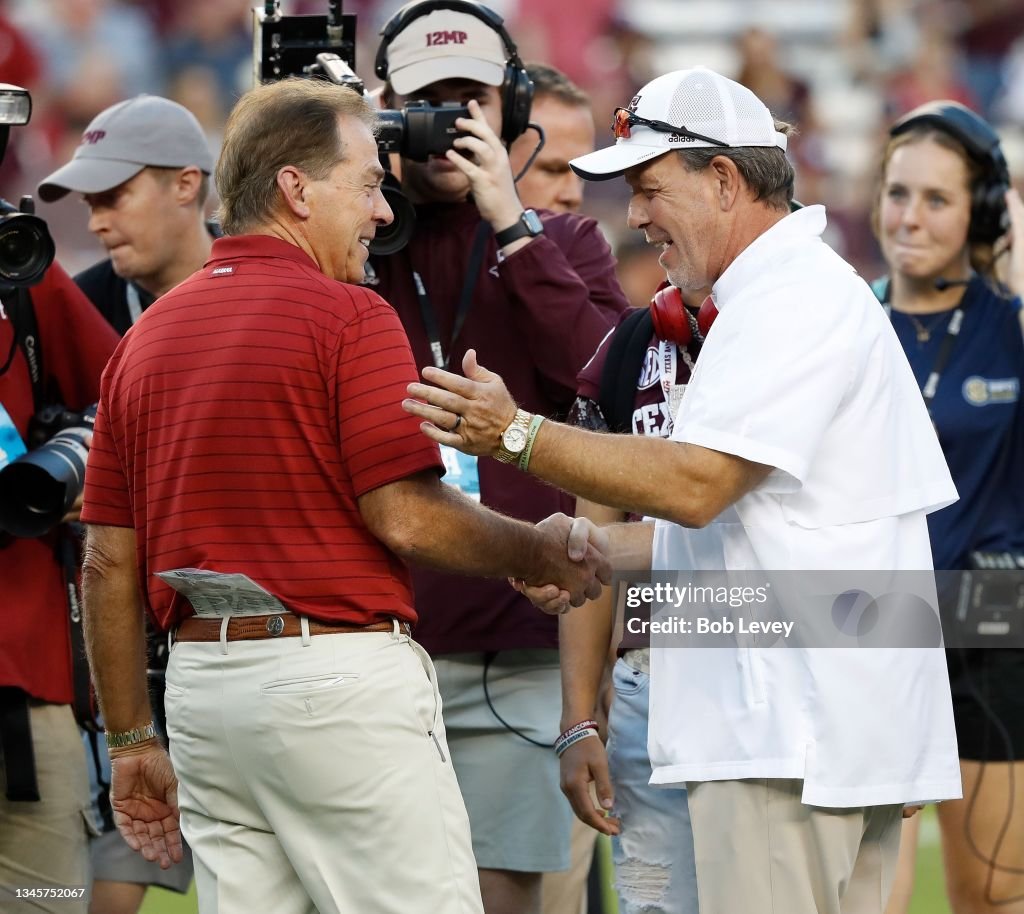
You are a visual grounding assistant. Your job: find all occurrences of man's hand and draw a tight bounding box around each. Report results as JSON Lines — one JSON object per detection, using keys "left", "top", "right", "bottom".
{"left": 560, "top": 735, "right": 620, "bottom": 835}
{"left": 514, "top": 516, "right": 611, "bottom": 614}
{"left": 528, "top": 514, "right": 611, "bottom": 612}
{"left": 445, "top": 99, "right": 524, "bottom": 234}
{"left": 404, "top": 349, "right": 517, "bottom": 457}
{"left": 902, "top": 804, "right": 925, "bottom": 818}
{"left": 108, "top": 744, "right": 183, "bottom": 869}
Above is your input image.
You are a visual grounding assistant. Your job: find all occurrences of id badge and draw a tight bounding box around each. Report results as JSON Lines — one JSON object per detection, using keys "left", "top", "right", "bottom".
{"left": 440, "top": 444, "right": 481, "bottom": 501}
{"left": 0, "top": 404, "right": 26, "bottom": 470}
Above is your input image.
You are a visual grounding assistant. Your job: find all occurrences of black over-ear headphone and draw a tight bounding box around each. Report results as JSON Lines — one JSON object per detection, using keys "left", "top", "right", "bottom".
{"left": 375, "top": 0, "right": 533, "bottom": 145}
{"left": 889, "top": 100, "right": 1010, "bottom": 245}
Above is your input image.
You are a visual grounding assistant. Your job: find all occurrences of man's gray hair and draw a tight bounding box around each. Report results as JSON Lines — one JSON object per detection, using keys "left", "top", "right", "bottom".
{"left": 216, "top": 78, "right": 377, "bottom": 235}
{"left": 676, "top": 120, "right": 797, "bottom": 211}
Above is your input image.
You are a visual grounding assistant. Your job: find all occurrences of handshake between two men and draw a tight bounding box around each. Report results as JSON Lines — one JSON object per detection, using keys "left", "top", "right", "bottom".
{"left": 404, "top": 348, "right": 646, "bottom": 616}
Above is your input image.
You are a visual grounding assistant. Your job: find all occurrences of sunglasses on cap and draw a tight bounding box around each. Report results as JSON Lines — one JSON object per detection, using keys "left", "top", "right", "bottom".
{"left": 612, "top": 108, "right": 728, "bottom": 147}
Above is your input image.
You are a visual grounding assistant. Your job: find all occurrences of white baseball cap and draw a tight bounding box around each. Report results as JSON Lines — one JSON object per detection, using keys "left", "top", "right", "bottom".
{"left": 383, "top": 8, "right": 508, "bottom": 96}
{"left": 570, "top": 67, "right": 789, "bottom": 181}
{"left": 38, "top": 95, "right": 213, "bottom": 202}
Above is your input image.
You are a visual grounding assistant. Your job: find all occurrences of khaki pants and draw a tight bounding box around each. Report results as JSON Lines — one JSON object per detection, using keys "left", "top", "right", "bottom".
{"left": 687, "top": 778, "right": 903, "bottom": 914}
{"left": 0, "top": 702, "right": 93, "bottom": 913}
{"left": 166, "top": 626, "right": 483, "bottom": 914}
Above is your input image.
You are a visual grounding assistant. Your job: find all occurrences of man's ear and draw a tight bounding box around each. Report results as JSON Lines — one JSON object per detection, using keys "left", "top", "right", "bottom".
{"left": 175, "top": 166, "right": 204, "bottom": 207}
{"left": 276, "top": 166, "right": 310, "bottom": 219}
{"left": 709, "top": 156, "right": 742, "bottom": 211}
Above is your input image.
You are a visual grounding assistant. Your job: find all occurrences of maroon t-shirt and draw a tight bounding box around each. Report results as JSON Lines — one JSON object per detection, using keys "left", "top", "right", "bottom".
{"left": 575, "top": 311, "right": 695, "bottom": 438}
{"left": 368, "top": 203, "right": 629, "bottom": 653}
{"left": 82, "top": 235, "right": 443, "bottom": 631}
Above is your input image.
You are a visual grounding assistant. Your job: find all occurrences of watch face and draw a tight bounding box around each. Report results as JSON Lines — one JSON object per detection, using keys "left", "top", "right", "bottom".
{"left": 523, "top": 209, "right": 543, "bottom": 234}
{"left": 503, "top": 427, "right": 528, "bottom": 453}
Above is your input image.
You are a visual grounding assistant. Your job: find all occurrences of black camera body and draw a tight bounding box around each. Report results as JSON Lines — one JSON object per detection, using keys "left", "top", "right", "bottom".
{"left": 0, "top": 85, "right": 54, "bottom": 286}
{"left": 0, "top": 197, "right": 55, "bottom": 288}
{"left": 0, "top": 403, "right": 97, "bottom": 538}
{"left": 253, "top": 3, "right": 473, "bottom": 253}
{"left": 376, "top": 101, "right": 471, "bottom": 162}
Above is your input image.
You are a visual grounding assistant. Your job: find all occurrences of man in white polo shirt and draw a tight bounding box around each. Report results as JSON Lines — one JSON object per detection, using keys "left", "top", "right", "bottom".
{"left": 403, "top": 67, "right": 962, "bottom": 914}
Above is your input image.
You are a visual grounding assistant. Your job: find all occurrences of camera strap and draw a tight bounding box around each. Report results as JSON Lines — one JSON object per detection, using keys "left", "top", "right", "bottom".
{"left": 85, "top": 729, "right": 115, "bottom": 831}
{"left": 412, "top": 222, "right": 491, "bottom": 369}
{"left": 0, "top": 287, "right": 44, "bottom": 410}
{"left": 58, "top": 525, "right": 102, "bottom": 733}
{"left": 0, "top": 686, "right": 40, "bottom": 801}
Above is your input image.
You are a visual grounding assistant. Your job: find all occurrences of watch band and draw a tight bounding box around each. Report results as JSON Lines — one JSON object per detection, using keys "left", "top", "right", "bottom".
{"left": 517, "top": 414, "right": 546, "bottom": 472}
{"left": 495, "top": 210, "right": 543, "bottom": 248}
{"left": 105, "top": 722, "right": 158, "bottom": 750}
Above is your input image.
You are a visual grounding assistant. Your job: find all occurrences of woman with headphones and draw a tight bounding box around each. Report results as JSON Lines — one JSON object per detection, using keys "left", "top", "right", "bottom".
{"left": 873, "top": 101, "right": 1024, "bottom": 914}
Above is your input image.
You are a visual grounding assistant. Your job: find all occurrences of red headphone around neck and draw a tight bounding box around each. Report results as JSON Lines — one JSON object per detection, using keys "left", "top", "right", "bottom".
{"left": 649, "top": 281, "right": 718, "bottom": 347}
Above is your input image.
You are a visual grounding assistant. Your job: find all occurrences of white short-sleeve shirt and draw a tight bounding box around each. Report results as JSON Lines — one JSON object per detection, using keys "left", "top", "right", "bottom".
{"left": 648, "top": 205, "right": 962, "bottom": 807}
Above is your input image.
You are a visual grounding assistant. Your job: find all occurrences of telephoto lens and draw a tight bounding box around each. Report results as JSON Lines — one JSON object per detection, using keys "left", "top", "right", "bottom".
{"left": 0, "top": 405, "right": 96, "bottom": 537}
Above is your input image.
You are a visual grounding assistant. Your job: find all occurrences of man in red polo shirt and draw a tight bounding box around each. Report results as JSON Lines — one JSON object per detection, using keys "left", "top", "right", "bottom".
{"left": 79, "top": 78, "right": 609, "bottom": 914}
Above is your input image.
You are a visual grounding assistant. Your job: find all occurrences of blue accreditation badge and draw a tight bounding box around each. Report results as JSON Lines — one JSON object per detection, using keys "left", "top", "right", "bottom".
{"left": 0, "top": 404, "right": 27, "bottom": 470}
{"left": 0, "top": 401, "right": 26, "bottom": 466}
{"left": 439, "top": 444, "right": 481, "bottom": 501}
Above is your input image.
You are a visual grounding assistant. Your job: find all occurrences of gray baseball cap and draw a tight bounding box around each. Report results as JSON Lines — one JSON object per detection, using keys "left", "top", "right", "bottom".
{"left": 37, "top": 95, "right": 214, "bottom": 202}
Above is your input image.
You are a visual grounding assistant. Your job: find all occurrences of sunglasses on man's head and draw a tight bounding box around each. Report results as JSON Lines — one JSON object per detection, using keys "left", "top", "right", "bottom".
{"left": 611, "top": 107, "right": 728, "bottom": 147}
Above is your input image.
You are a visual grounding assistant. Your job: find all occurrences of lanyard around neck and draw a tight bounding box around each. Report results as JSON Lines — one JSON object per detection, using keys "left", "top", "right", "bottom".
{"left": 412, "top": 222, "right": 491, "bottom": 370}
{"left": 884, "top": 301, "right": 965, "bottom": 409}
{"left": 126, "top": 282, "right": 144, "bottom": 325}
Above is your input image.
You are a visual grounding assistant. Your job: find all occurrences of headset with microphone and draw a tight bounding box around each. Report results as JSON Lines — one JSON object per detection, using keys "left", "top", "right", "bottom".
{"left": 374, "top": 0, "right": 534, "bottom": 146}
{"left": 889, "top": 100, "right": 1010, "bottom": 246}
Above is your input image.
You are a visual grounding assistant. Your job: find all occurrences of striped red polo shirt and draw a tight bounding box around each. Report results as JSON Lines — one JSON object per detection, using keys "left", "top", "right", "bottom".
{"left": 81, "top": 235, "right": 442, "bottom": 630}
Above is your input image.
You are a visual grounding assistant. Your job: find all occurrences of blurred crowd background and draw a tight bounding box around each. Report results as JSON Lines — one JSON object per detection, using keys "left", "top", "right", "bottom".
{"left": 2, "top": 0, "right": 1023, "bottom": 283}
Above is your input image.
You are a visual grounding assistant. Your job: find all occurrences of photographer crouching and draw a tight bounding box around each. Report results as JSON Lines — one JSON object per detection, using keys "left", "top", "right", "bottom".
{"left": 0, "top": 80, "right": 120, "bottom": 914}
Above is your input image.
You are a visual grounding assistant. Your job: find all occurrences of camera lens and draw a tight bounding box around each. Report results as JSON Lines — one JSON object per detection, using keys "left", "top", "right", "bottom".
{"left": 402, "top": 101, "right": 468, "bottom": 163}
{"left": 370, "top": 173, "right": 416, "bottom": 256}
{"left": 0, "top": 409, "right": 94, "bottom": 538}
{"left": 0, "top": 213, "right": 55, "bottom": 286}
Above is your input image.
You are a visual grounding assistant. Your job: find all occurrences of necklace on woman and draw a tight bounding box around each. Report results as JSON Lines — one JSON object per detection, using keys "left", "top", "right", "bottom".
{"left": 905, "top": 311, "right": 951, "bottom": 344}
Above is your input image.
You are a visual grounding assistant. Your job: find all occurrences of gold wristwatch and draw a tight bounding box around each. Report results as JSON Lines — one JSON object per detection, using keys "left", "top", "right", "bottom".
{"left": 495, "top": 409, "right": 533, "bottom": 464}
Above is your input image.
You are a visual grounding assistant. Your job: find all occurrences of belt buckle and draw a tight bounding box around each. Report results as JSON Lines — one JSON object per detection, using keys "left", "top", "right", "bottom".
{"left": 265, "top": 615, "right": 285, "bottom": 637}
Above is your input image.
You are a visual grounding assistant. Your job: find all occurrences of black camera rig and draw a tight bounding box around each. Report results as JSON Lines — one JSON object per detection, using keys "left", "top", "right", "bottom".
{"left": 0, "top": 85, "right": 54, "bottom": 287}
{"left": 253, "top": 1, "right": 478, "bottom": 254}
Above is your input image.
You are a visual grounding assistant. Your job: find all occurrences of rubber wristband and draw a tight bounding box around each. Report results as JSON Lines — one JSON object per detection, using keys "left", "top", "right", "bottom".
{"left": 517, "top": 414, "right": 546, "bottom": 472}
{"left": 555, "top": 728, "right": 599, "bottom": 758}
{"left": 555, "top": 719, "right": 599, "bottom": 745}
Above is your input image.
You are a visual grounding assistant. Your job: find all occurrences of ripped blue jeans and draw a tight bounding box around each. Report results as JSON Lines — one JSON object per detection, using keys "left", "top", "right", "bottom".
{"left": 606, "top": 654, "right": 699, "bottom": 914}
